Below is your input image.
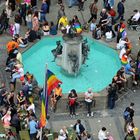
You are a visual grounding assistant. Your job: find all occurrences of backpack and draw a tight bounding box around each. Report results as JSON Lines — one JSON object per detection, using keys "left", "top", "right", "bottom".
{"left": 123, "top": 110, "right": 131, "bottom": 121}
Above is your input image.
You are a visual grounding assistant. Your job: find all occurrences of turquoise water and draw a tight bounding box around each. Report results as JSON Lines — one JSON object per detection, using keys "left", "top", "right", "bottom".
{"left": 23, "top": 36, "right": 121, "bottom": 93}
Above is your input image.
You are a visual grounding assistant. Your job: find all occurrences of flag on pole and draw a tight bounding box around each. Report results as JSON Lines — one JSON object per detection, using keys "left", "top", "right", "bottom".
{"left": 40, "top": 68, "right": 62, "bottom": 127}
{"left": 47, "top": 69, "right": 62, "bottom": 96}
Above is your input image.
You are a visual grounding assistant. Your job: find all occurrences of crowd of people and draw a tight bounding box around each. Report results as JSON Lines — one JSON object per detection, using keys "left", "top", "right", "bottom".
{"left": 0, "top": 0, "right": 140, "bottom": 139}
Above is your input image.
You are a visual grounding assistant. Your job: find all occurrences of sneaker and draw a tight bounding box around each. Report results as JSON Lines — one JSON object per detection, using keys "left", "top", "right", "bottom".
{"left": 91, "top": 112, "right": 94, "bottom": 117}
{"left": 87, "top": 113, "right": 90, "bottom": 117}
{"left": 133, "top": 81, "right": 137, "bottom": 85}
{"left": 5, "top": 67, "right": 10, "bottom": 71}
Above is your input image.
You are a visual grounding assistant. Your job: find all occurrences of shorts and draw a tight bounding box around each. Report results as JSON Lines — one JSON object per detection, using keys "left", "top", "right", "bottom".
{"left": 126, "top": 71, "right": 134, "bottom": 76}
{"left": 51, "top": 95, "right": 61, "bottom": 101}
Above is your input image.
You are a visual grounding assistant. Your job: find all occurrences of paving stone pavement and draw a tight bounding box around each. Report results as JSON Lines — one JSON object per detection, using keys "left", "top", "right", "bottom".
{"left": 0, "top": 0, "right": 140, "bottom": 139}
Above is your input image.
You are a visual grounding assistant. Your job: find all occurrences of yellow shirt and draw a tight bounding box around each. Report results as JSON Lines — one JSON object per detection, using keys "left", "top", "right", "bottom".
{"left": 54, "top": 87, "right": 62, "bottom": 96}
{"left": 58, "top": 16, "right": 68, "bottom": 27}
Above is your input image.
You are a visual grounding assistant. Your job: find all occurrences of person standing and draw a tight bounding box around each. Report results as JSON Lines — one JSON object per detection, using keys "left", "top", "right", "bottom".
{"left": 115, "top": 0, "right": 125, "bottom": 21}
{"left": 128, "top": 103, "right": 135, "bottom": 122}
{"left": 26, "top": 9, "right": 32, "bottom": 29}
{"left": 29, "top": 116, "right": 38, "bottom": 140}
{"left": 68, "top": 89, "right": 78, "bottom": 117}
{"left": 40, "top": 0, "right": 48, "bottom": 23}
{"left": 32, "top": 11, "right": 39, "bottom": 32}
{"left": 123, "top": 107, "right": 131, "bottom": 132}
{"left": 98, "top": 127, "right": 108, "bottom": 140}
{"left": 19, "top": 2, "right": 27, "bottom": 26}
{"left": 88, "top": 0, "right": 98, "bottom": 23}
{"left": 78, "top": 0, "right": 84, "bottom": 11}
{"left": 73, "top": 119, "right": 86, "bottom": 140}
{"left": 9, "top": 0, "right": 15, "bottom": 11}
{"left": 108, "top": 83, "right": 117, "bottom": 109}
{"left": 57, "top": 5, "right": 65, "bottom": 22}
{"left": 13, "top": 15, "right": 21, "bottom": 36}
{"left": 84, "top": 88, "right": 94, "bottom": 117}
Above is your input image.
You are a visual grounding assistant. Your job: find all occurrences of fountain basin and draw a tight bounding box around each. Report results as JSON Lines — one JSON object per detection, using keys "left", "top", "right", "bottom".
{"left": 23, "top": 36, "right": 121, "bottom": 94}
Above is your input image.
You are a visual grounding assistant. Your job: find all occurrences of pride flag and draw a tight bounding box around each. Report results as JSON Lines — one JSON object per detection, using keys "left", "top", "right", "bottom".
{"left": 47, "top": 70, "right": 62, "bottom": 96}
{"left": 40, "top": 69, "right": 62, "bottom": 127}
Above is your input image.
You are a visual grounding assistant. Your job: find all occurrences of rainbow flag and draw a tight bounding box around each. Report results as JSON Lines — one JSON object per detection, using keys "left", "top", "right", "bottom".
{"left": 47, "top": 70, "right": 62, "bottom": 96}
{"left": 40, "top": 69, "right": 62, "bottom": 127}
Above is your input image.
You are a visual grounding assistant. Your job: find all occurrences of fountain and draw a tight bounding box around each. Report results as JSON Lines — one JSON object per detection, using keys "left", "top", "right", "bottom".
{"left": 22, "top": 34, "right": 121, "bottom": 112}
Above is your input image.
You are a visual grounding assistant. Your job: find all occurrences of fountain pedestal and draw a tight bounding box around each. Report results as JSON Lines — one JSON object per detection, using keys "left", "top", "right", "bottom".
{"left": 56, "top": 35, "right": 83, "bottom": 75}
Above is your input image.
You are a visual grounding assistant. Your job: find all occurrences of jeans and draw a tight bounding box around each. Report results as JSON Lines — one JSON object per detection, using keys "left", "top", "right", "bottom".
{"left": 115, "top": 13, "right": 124, "bottom": 21}
{"left": 30, "top": 133, "right": 37, "bottom": 140}
{"left": 68, "top": 0, "right": 78, "bottom": 7}
{"left": 69, "top": 104, "right": 76, "bottom": 115}
{"left": 85, "top": 101, "right": 92, "bottom": 114}
{"left": 108, "top": 97, "right": 115, "bottom": 109}
{"left": 27, "top": 22, "right": 32, "bottom": 30}
{"left": 108, "top": 0, "right": 114, "bottom": 7}
{"left": 40, "top": 13, "right": 47, "bottom": 23}
{"left": 11, "top": 73, "right": 21, "bottom": 82}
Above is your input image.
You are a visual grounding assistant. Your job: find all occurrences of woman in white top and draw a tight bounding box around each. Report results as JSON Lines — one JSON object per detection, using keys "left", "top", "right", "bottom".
{"left": 98, "top": 127, "right": 108, "bottom": 140}
{"left": 105, "top": 30, "right": 112, "bottom": 41}
{"left": 13, "top": 22, "right": 20, "bottom": 36}
{"left": 26, "top": 9, "right": 32, "bottom": 29}
{"left": 85, "top": 88, "right": 94, "bottom": 117}
{"left": 11, "top": 64, "right": 24, "bottom": 83}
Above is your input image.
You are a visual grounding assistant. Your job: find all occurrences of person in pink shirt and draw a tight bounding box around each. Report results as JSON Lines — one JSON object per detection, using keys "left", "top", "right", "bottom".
{"left": 1, "top": 110, "right": 11, "bottom": 129}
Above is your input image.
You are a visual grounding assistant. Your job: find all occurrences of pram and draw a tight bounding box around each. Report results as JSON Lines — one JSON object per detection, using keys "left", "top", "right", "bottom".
{"left": 127, "top": 16, "right": 140, "bottom": 31}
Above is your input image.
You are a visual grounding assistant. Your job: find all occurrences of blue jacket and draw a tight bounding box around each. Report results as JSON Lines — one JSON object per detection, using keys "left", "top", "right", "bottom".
{"left": 41, "top": 3, "right": 48, "bottom": 14}
{"left": 117, "top": 2, "right": 124, "bottom": 14}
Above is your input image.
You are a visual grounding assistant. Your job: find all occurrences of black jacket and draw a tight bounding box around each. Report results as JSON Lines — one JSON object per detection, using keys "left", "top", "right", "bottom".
{"left": 117, "top": 2, "right": 124, "bottom": 14}
{"left": 73, "top": 123, "right": 85, "bottom": 134}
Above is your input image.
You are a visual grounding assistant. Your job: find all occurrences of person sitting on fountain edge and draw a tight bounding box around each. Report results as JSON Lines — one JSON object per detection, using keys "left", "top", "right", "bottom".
{"left": 50, "top": 83, "right": 62, "bottom": 112}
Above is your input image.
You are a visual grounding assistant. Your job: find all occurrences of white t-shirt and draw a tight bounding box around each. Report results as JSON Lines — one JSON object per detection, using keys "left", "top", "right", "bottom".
{"left": 58, "top": 135, "right": 66, "bottom": 140}
{"left": 17, "top": 67, "right": 24, "bottom": 77}
{"left": 132, "top": 12, "right": 140, "bottom": 21}
{"left": 119, "top": 47, "right": 126, "bottom": 59}
{"left": 105, "top": 31, "right": 112, "bottom": 40}
{"left": 117, "top": 39, "right": 127, "bottom": 50}
{"left": 13, "top": 23, "right": 20, "bottom": 36}
{"left": 66, "top": 25, "right": 71, "bottom": 34}
{"left": 27, "top": 103, "right": 35, "bottom": 113}
{"left": 98, "top": 130, "right": 107, "bottom": 140}
{"left": 85, "top": 92, "right": 93, "bottom": 102}
{"left": 90, "top": 23, "right": 96, "bottom": 32}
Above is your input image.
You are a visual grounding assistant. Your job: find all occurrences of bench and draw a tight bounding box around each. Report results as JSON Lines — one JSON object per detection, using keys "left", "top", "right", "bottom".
{"left": 51, "top": 88, "right": 108, "bottom": 113}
